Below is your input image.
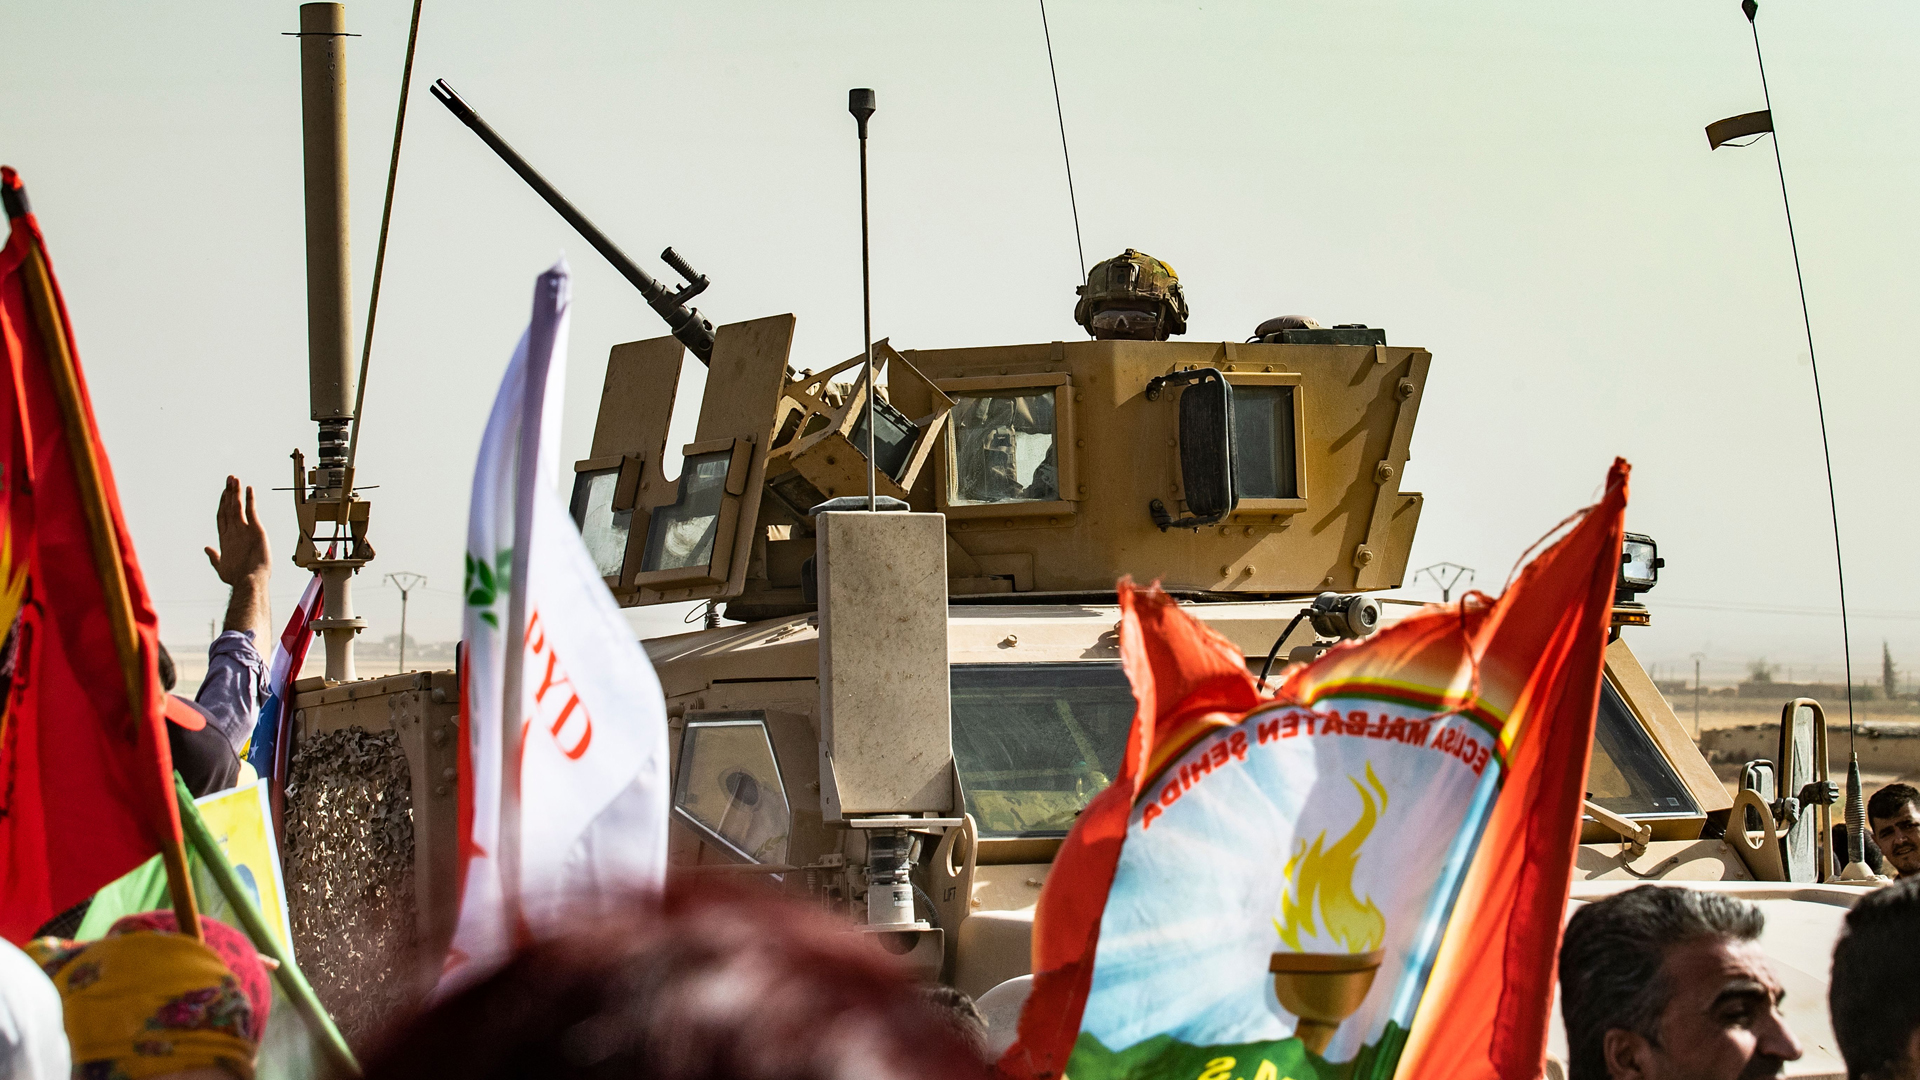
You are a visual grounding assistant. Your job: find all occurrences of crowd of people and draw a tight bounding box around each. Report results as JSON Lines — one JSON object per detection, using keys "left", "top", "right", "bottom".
{"left": 5, "top": 476, "right": 1920, "bottom": 1080}
{"left": 4, "top": 874, "right": 1920, "bottom": 1080}
{"left": 1564, "top": 878, "right": 1920, "bottom": 1080}
{"left": 1, "top": 881, "right": 989, "bottom": 1080}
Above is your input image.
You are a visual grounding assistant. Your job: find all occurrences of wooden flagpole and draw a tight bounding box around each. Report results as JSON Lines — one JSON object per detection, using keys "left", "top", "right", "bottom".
{"left": 13, "top": 216, "right": 203, "bottom": 941}
{"left": 174, "top": 775, "right": 360, "bottom": 1077}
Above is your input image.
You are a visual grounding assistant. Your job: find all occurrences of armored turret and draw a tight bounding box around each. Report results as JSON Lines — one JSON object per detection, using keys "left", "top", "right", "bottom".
{"left": 570, "top": 321, "right": 1427, "bottom": 621}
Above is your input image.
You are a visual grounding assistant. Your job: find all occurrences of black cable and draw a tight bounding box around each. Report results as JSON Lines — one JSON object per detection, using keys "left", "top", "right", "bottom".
{"left": 1747, "top": 8, "right": 1856, "bottom": 753}
{"left": 912, "top": 882, "right": 941, "bottom": 931}
{"left": 1257, "top": 611, "right": 1311, "bottom": 691}
{"left": 1037, "top": 0, "right": 1086, "bottom": 285}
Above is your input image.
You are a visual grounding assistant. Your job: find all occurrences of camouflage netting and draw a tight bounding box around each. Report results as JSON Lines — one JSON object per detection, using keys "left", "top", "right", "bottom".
{"left": 284, "top": 727, "right": 417, "bottom": 1048}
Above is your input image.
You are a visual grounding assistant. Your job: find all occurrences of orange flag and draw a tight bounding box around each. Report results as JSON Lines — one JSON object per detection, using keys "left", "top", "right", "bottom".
{"left": 1000, "top": 460, "right": 1626, "bottom": 1080}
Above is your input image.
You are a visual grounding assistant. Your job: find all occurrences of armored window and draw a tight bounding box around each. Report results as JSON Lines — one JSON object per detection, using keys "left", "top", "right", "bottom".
{"left": 569, "top": 467, "right": 631, "bottom": 579}
{"left": 1231, "top": 385, "right": 1298, "bottom": 500}
{"left": 848, "top": 393, "right": 921, "bottom": 486}
{"left": 1586, "top": 677, "right": 1697, "bottom": 819}
{"left": 1222, "top": 373, "right": 1308, "bottom": 514}
{"left": 950, "top": 662, "right": 1136, "bottom": 838}
{"left": 933, "top": 373, "right": 1076, "bottom": 520}
{"left": 945, "top": 389, "right": 1060, "bottom": 506}
{"left": 673, "top": 716, "right": 792, "bottom": 865}
{"left": 641, "top": 451, "right": 731, "bottom": 574}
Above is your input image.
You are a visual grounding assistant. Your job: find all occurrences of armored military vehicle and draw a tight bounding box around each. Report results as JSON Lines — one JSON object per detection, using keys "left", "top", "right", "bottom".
{"left": 563, "top": 265, "right": 1868, "bottom": 1070}
{"left": 286, "top": 275, "right": 1867, "bottom": 1075}
{"left": 270, "top": 18, "right": 1873, "bottom": 1069}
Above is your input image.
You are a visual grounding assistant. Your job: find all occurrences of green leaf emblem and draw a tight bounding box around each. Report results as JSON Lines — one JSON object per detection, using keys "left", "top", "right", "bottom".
{"left": 465, "top": 548, "right": 512, "bottom": 629}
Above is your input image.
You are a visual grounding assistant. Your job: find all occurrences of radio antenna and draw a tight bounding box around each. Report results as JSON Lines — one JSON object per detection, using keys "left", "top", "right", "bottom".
{"left": 1718, "top": 0, "right": 1866, "bottom": 876}
{"left": 849, "top": 88, "right": 878, "bottom": 512}
{"left": 1741, "top": 1, "right": 1857, "bottom": 746}
{"left": 1038, "top": 0, "right": 1086, "bottom": 284}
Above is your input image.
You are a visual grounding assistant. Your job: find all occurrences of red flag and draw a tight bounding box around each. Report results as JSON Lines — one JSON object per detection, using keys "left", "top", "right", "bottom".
{"left": 1395, "top": 463, "right": 1626, "bottom": 1080}
{"left": 0, "top": 167, "right": 185, "bottom": 942}
{"left": 999, "top": 460, "right": 1625, "bottom": 1080}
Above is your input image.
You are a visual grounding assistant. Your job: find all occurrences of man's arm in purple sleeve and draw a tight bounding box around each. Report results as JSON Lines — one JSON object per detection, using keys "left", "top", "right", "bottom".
{"left": 199, "top": 475, "right": 275, "bottom": 754}
{"left": 197, "top": 630, "right": 268, "bottom": 753}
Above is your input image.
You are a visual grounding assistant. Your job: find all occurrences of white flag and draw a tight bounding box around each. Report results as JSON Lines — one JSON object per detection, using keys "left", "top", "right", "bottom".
{"left": 444, "top": 259, "right": 669, "bottom": 985}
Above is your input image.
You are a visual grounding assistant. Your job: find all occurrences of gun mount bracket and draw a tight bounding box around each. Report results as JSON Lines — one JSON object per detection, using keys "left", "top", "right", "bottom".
{"left": 1143, "top": 367, "right": 1214, "bottom": 402}
{"left": 1149, "top": 497, "right": 1225, "bottom": 533}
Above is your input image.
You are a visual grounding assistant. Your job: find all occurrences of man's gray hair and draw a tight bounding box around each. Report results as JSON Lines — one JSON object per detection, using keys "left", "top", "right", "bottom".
{"left": 1559, "top": 886, "right": 1765, "bottom": 1080}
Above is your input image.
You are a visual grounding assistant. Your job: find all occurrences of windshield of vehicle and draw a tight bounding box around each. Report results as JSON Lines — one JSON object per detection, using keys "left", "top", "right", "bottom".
{"left": 952, "top": 661, "right": 1697, "bottom": 838}
{"left": 1587, "top": 676, "right": 1698, "bottom": 818}
{"left": 951, "top": 663, "right": 1134, "bottom": 837}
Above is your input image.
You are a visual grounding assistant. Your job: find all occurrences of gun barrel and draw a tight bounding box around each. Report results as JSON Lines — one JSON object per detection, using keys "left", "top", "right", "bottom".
{"left": 429, "top": 79, "right": 715, "bottom": 363}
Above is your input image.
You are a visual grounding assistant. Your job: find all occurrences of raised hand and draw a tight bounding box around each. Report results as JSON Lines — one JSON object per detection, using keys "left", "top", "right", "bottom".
{"left": 203, "top": 475, "right": 271, "bottom": 586}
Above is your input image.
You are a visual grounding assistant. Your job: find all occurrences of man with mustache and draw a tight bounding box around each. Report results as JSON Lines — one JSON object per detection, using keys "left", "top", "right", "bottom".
{"left": 1560, "top": 885, "right": 1803, "bottom": 1080}
{"left": 1870, "top": 784, "right": 1920, "bottom": 879}
{"left": 1830, "top": 877, "right": 1920, "bottom": 1080}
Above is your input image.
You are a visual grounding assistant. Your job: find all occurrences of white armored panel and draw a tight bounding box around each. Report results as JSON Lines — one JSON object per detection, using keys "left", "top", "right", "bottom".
{"left": 816, "top": 511, "right": 953, "bottom": 819}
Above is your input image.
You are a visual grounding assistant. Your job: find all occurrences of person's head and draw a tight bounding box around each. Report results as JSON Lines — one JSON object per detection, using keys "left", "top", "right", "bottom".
{"left": 921, "top": 985, "right": 988, "bottom": 1060}
{"left": 1073, "top": 248, "right": 1189, "bottom": 341}
{"left": 1, "top": 938, "right": 70, "bottom": 1080}
{"left": 1869, "top": 784, "right": 1920, "bottom": 877}
{"left": 364, "top": 880, "right": 988, "bottom": 1080}
{"left": 1560, "top": 886, "right": 1801, "bottom": 1080}
{"left": 1832, "top": 877, "right": 1920, "bottom": 1080}
{"left": 27, "top": 912, "right": 270, "bottom": 1080}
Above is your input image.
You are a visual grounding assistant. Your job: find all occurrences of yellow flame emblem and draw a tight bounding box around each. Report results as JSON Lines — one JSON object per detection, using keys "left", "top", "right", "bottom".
{"left": 1274, "top": 762, "right": 1388, "bottom": 954}
{"left": 0, "top": 513, "right": 28, "bottom": 735}
{"left": 0, "top": 521, "right": 25, "bottom": 648}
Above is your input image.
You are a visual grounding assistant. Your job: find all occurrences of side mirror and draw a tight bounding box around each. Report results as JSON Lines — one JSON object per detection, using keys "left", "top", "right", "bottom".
{"left": 1180, "top": 371, "right": 1235, "bottom": 520}
{"left": 1146, "top": 367, "right": 1236, "bottom": 530}
{"left": 1776, "top": 697, "right": 1830, "bottom": 882}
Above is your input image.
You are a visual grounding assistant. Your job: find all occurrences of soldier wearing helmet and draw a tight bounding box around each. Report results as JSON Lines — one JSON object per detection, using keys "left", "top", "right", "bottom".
{"left": 1074, "top": 249, "right": 1189, "bottom": 341}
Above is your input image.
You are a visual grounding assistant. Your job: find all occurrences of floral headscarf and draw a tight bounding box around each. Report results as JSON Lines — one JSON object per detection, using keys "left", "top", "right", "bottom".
{"left": 28, "top": 912, "right": 270, "bottom": 1080}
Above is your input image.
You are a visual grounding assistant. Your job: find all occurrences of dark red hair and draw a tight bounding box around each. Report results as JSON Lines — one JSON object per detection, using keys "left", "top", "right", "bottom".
{"left": 365, "top": 879, "right": 989, "bottom": 1080}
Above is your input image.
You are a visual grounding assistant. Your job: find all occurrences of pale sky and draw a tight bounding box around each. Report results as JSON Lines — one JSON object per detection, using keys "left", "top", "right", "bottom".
{"left": 5, "top": 1, "right": 1918, "bottom": 687}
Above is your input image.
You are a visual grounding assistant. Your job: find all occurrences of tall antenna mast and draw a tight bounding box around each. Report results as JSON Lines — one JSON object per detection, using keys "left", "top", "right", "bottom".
{"left": 1038, "top": 0, "right": 1086, "bottom": 284}
{"left": 849, "top": 88, "right": 878, "bottom": 513}
{"left": 1743, "top": 3, "right": 1856, "bottom": 738}
{"left": 1715, "top": 0, "right": 1866, "bottom": 877}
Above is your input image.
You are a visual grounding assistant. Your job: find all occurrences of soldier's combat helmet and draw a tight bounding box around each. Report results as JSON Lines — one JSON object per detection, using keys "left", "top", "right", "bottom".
{"left": 1074, "top": 248, "right": 1189, "bottom": 341}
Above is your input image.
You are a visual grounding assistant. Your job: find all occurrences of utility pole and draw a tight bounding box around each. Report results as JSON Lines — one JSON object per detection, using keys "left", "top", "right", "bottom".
{"left": 1414, "top": 562, "right": 1476, "bottom": 603}
{"left": 383, "top": 572, "right": 425, "bottom": 672}
{"left": 1691, "top": 652, "right": 1706, "bottom": 739}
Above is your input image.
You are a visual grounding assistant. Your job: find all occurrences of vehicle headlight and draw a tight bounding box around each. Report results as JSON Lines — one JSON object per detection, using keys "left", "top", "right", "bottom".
{"left": 1618, "top": 532, "right": 1663, "bottom": 599}
{"left": 1308, "top": 592, "right": 1382, "bottom": 640}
